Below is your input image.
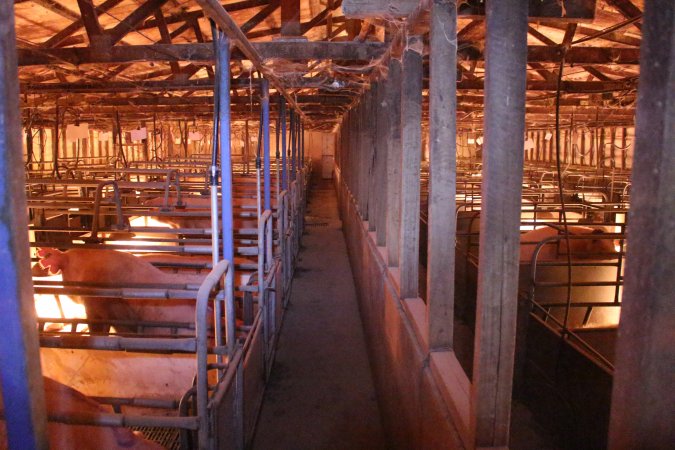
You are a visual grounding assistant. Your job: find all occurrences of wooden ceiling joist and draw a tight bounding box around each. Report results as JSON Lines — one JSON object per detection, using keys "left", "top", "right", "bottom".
{"left": 20, "top": 75, "right": 637, "bottom": 94}
{"left": 343, "top": 0, "right": 598, "bottom": 20}
{"left": 18, "top": 41, "right": 389, "bottom": 66}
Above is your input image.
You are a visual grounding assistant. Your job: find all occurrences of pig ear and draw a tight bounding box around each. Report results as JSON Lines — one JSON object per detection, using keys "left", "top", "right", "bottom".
{"left": 36, "top": 247, "right": 56, "bottom": 258}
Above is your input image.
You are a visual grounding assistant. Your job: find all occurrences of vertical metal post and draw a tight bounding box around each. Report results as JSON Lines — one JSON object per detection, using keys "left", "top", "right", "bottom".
{"left": 609, "top": 2, "right": 675, "bottom": 448}
{"left": 427, "top": 0, "right": 457, "bottom": 349}
{"left": 398, "top": 35, "right": 424, "bottom": 299}
{"left": 280, "top": 97, "right": 287, "bottom": 190}
{"left": 217, "top": 34, "right": 233, "bottom": 264}
{"left": 0, "top": 2, "right": 48, "bottom": 448}
{"left": 275, "top": 110, "right": 280, "bottom": 201}
{"left": 471, "top": 1, "right": 527, "bottom": 447}
{"left": 215, "top": 31, "right": 236, "bottom": 366}
{"left": 262, "top": 79, "right": 271, "bottom": 211}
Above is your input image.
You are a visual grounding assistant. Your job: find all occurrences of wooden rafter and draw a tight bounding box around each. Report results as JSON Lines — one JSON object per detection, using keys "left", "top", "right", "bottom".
{"left": 241, "top": 0, "right": 280, "bottom": 34}
{"left": 301, "top": 0, "right": 342, "bottom": 35}
{"left": 41, "top": 0, "right": 124, "bottom": 48}
{"left": 154, "top": 9, "right": 180, "bottom": 75}
{"left": 604, "top": 0, "right": 642, "bottom": 31}
{"left": 106, "top": 0, "right": 172, "bottom": 45}
{"left": 75, "top": 0, "right": 105, "bottom": 44}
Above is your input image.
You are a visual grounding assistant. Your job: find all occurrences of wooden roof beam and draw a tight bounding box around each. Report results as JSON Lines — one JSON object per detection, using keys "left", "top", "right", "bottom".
{"left": 106, "top": 0, "right": 172, "bottom": 46}
{"left": 137, "top": 0, "right": 271, "bottom": 30}
{"left": 19, "top": 77, "right": 638, "bottom": 94}
{"left": 75, "top": 0, "right": 105, "bottom": 45}
{"left": 241, "top": 0, "right": 281, "bottom": 34}
{"left": 604, "top": 0, "right": 642, "bottom": 31}
{"left": 17, "top": 44, "right": 638, "bottom": 66}
{"left": 301, "top": 0, "right": 342, "bottom": 35}
{"left": 41, "top": 0, "right": 124, "bottom": 48}
{"left": 343, "top": 0, "right": 597, "bottom": 20}
{"left": 18, "top": 41, "right": 389, "bottom": 66}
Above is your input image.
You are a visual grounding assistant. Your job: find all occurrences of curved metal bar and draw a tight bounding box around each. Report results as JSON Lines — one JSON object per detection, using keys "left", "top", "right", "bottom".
{"left": 88, "top": 180, "right": 126, "bottom": 242}
{"left": 195, "top": 259, "right": 231, "bottom": 450}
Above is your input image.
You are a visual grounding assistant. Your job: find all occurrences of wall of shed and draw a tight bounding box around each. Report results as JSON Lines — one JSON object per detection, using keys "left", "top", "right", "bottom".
{"left": 336, "top": 174, "right": 465, "bottom": 450}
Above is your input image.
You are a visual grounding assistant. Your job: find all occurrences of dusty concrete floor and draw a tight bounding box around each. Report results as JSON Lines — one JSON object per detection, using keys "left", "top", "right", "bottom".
{"left": 251, "top": 177, "right": 385, "bottom": 450}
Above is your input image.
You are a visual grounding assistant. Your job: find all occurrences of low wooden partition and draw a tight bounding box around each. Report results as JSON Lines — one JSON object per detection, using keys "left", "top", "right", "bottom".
{"left": 338, "top": 180, "right": 465, "bottom": 450}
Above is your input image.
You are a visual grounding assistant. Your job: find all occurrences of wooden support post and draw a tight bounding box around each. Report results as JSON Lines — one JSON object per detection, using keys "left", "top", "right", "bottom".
{"left": 373, "top": 81, "right": 388, "bottom": 246}
{"left": 427, "top": 0, "right": 457, "bottom": 350}
{"left": 0, "top": 2, "right": 48, "bottom": 448}
{"left": 399, "top": 35, "right": 423, "bottom": 299}
{"left": 580, "top": 129, "right": 586, "bottom": 166}
{"left": 352, "top": 104, "right": 360, "bottom": 210}
{"left": 26, "top": 125, "right": 34, "bottom": 167}
{"left": 621, "top": 127, "right": 627, "bottom": 169}
{"left": 598, "top": 127, "right": 607, "bottom": 168}
{"left": 280, "top": 0, "right": 301, "bottom": 36}
{"left": 290, "top": 110, "right": 296, "bottom": 181}
{"left": 609, "top": 2, "right": 675, "bottom": 448}
{"left": 386, "top": 58, "right": 402, "bottom": 267}
{"left": 368, "top": 84, "right": 379, "bottom": 230}
{"left": 141, "top": 121, "right": 149, "bottom": 160}
{"left": 471, "top": 0, "right": 527, "bottom": 447}
{"left": 362, "top": 88, "right": 373, "bottom": 223}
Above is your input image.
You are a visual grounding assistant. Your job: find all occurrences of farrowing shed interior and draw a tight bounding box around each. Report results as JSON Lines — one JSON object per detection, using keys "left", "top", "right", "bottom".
{"left": 0, "top": 0, "right": 673, "bottom": 449}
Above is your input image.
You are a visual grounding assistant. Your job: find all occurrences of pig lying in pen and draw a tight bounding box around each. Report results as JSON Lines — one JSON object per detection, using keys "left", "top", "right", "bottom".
{"left": 0, "top": 377, "right": 162, "bottom": 450}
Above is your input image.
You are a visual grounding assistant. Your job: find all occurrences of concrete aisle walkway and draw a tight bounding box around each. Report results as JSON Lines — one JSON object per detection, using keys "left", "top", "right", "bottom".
{"left": 252, "top": 178, "right": 385, "bottom": 450}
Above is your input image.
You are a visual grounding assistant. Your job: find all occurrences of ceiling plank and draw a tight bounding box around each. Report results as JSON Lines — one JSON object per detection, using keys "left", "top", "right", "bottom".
{"left": 31, "top": 0, "right": 79, "bottom": 21}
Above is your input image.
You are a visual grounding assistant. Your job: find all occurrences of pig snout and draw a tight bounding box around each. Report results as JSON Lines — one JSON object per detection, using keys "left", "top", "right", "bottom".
{"left": 37, "top": 247, "right": 67, "bottom": 275}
